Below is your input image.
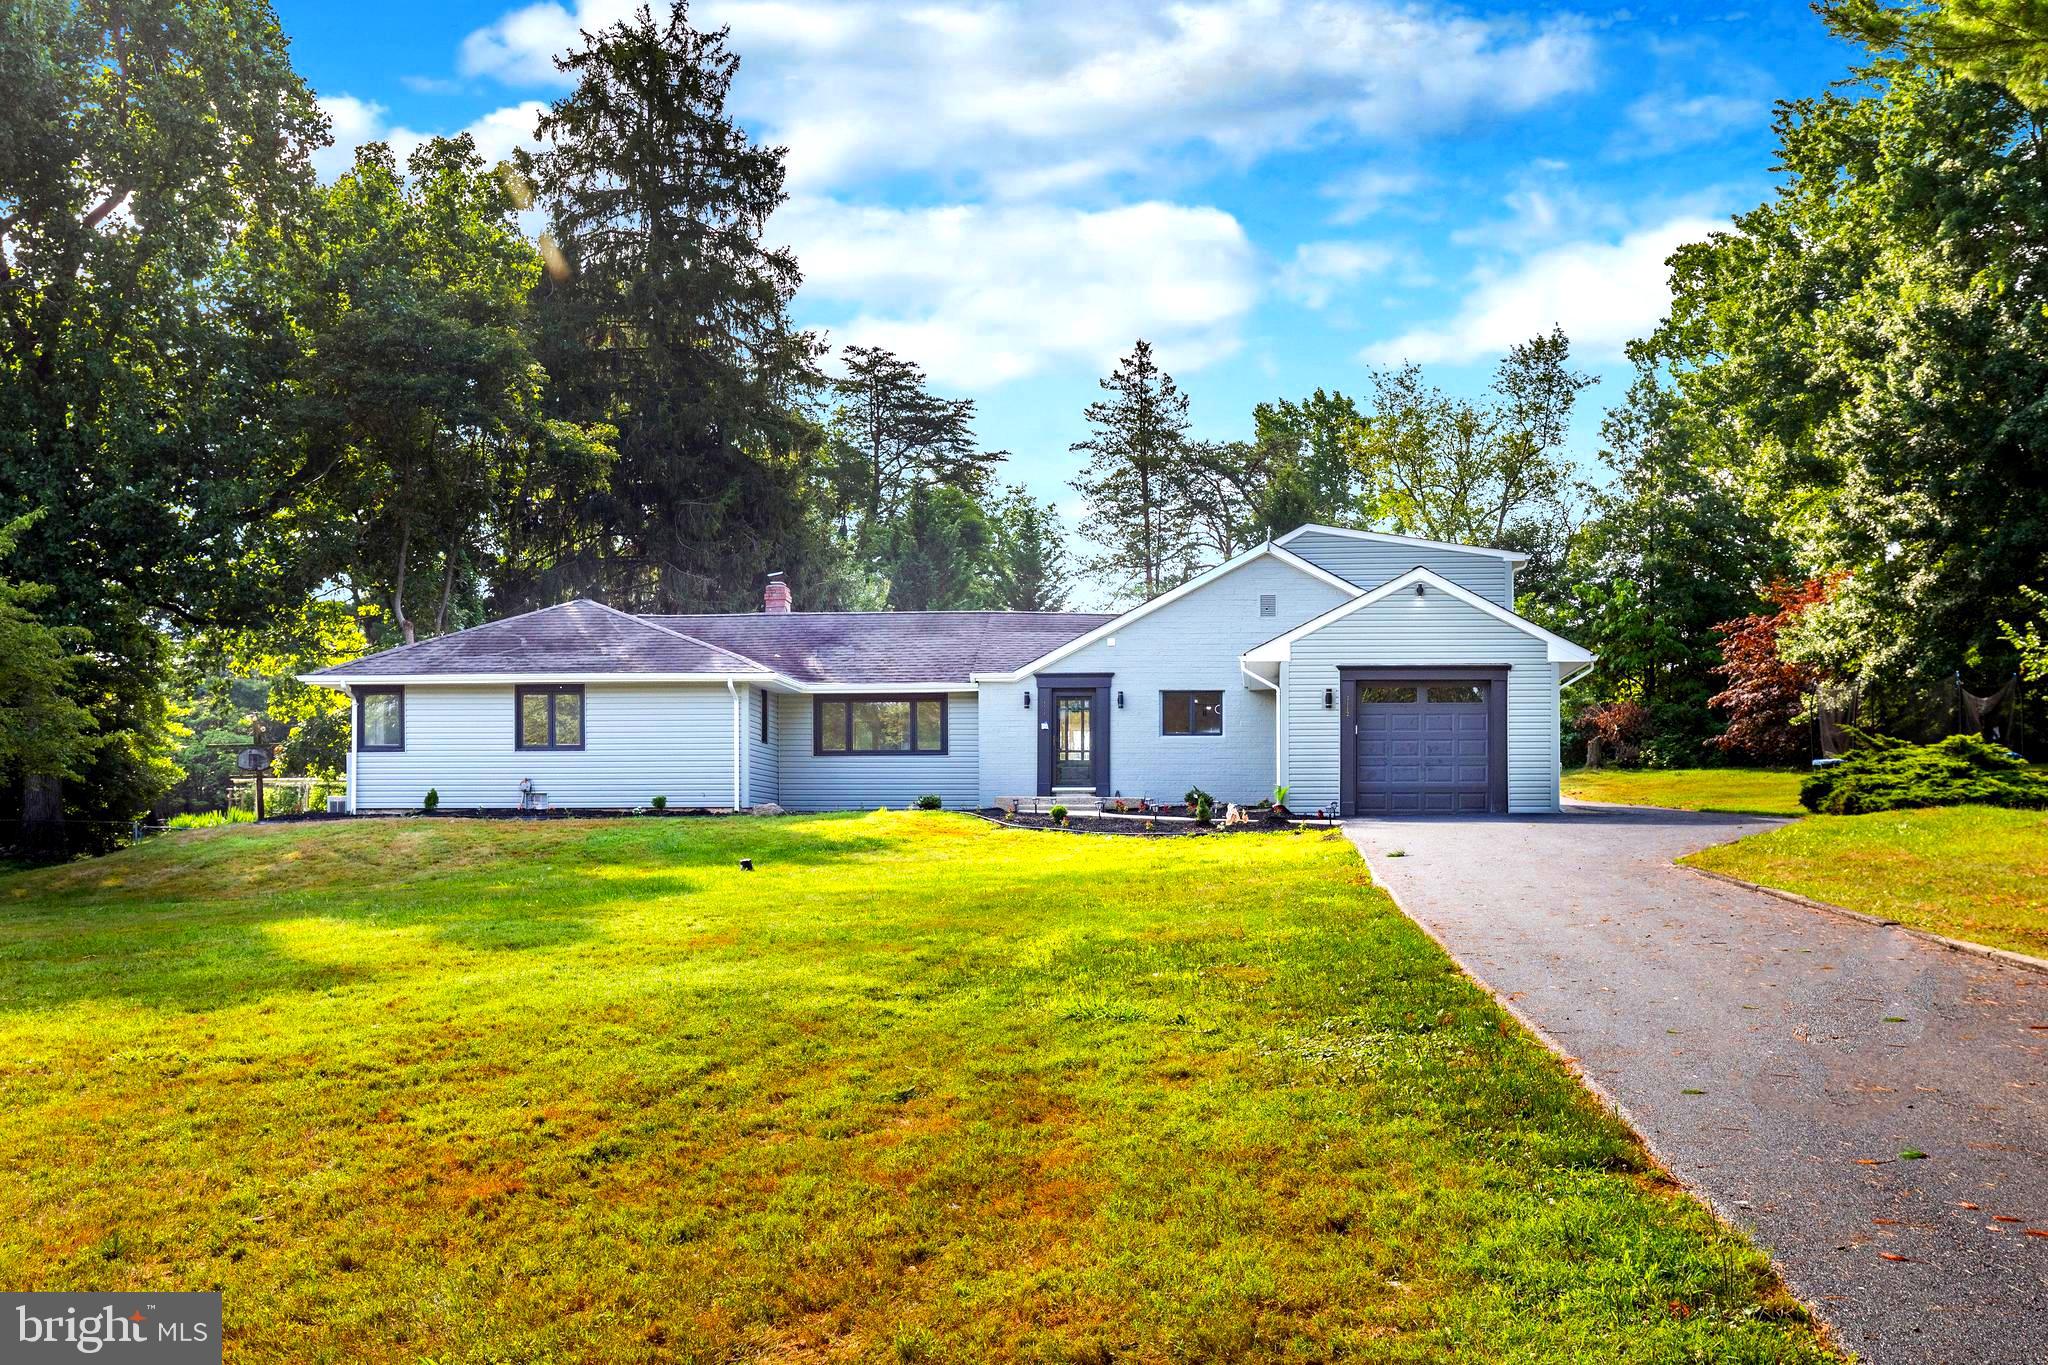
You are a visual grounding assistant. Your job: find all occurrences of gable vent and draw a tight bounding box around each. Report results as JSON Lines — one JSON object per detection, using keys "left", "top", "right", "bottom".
{"left": 1259, "top": 593, "right": 1277, "bottom": 618}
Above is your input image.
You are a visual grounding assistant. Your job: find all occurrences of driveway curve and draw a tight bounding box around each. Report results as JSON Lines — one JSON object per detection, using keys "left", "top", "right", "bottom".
{"left": 1345, "top": 802, "right": 2046, "bottom": 1365}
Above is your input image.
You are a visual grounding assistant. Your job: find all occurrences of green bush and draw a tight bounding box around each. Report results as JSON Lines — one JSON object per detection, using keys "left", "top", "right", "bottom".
{"left": 1048, "top": 804, "right": 1067, "bottom": 825}
{"left": 650, "top": 795, "right": 667, "bottom": 810}
{"left": 915, "top": 794, "right": 942, "bottom": 810}
{"left": 424, "top": 788, "right": 440, "bottom": 812}
{"left": 1800, "top": 734, "right": 2048, "bottom": 814}
{"left": 167, "top": 808, "right": 255, "bottom": 829}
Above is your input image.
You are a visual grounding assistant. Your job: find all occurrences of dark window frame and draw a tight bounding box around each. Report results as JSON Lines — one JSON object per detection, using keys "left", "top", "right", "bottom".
{"left": 356, "top": 686, "right": 405, "bottom": 752}
{"left": 812, "top": 694, "right": 949, "bottom": 757}
{"left": 1160, "top": 689, "right": 1225, "bottom": 736}
{"left": 514, "top": 684, "right": 586, "bottom": 751}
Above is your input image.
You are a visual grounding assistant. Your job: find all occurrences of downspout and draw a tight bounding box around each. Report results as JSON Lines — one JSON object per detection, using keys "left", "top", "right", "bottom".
{"left": 727, "top": 679, "right": 742, "bottom": 811}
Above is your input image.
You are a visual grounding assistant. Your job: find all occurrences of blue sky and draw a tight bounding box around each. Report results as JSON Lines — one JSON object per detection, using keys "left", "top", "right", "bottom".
{"left": 276, "top": 1, "right": 1855, "bottom": 512}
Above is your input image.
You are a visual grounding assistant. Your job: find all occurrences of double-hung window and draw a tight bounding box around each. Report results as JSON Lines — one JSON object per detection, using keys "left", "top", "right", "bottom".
{"left": 357, "top": 687, "right": 404, "bottom": 751}
{"left": 813, "top": 696, "right": 946, "bottom": 755}
{"left": 516, "top": 685, "right": 585, "bottom": 750}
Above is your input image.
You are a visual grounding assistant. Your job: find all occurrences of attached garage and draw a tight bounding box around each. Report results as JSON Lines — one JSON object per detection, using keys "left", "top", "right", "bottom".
{"left": 1343, "top": 667, "right": 1507, "bottom": 814}
{"left": 1245, "top": 566, "right": 1596, "bottom": 816}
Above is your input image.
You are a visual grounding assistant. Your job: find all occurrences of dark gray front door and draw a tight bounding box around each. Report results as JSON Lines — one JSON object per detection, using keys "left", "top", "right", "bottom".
{"left": 1053, "top": 692, "right": 1094, "bottom": 788}
{"left": 1355, "top": 681, "right": 1491, "bottom": 814}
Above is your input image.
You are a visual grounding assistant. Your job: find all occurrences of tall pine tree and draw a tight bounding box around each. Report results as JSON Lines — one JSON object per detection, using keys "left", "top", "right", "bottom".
{"left": 1070, "top": 340, "right": 1192, "bottom": 600}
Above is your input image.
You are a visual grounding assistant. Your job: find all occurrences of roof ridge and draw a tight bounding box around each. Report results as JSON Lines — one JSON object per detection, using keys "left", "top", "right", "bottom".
{"left": 587, "top": 600, "right": 771, "bottom": 672}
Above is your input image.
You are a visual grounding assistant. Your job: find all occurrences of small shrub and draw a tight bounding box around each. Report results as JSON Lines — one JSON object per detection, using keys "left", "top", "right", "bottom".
{"left": 915, "top": 794, "right": 942, "bottom": 810}
{"left": 1183, "top": 784, "right": 1213, "bottom": 809}
{"left": 423, "top": 788, "right": 440, "bottom": 812}
{"left": 1799, "top": 734, "right": 2048, "bottom": 814}
{"left": 1049, "top": 804, "right": 1068, "bottom": 825}
{"left": 1574, "top": 700, "right": 1650, "bottom": 768}
{"left": 167, "top": 808, "right": 254, "bottom": 830}
{"left": 1273, "top": 784, "right": 1290, "bottom": 811}
{"left": 648, "top": 795, "right": 668, "bottom": 810}
{"left": 1192, "top": 792, "right": 1215, "bottom": 825}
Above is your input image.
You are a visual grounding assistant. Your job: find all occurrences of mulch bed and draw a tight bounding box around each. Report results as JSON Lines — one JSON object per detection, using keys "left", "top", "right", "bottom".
{"left": 977, "top": 808, "right": 1334, "bottom": 838}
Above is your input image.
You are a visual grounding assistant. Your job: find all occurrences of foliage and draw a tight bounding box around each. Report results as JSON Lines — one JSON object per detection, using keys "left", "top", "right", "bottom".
{"left": 423, "top": 788, "right": 440, "bottom": 812}
{"left": 1352, "top": 328, "right": 1596, "bottom": 586}
{"left": 986, "top": 487, "right": 1072, "bottom": 611}
{"left": 1682, "top": 805, "right": 2048, "bottom": 957}
{"left": 1998, "top": 585, "right": 2048, "bottom": 680}
{"left": 1709, "top": 579, "right": 1833, "bottom": 764}
{"left": 1183, "top": 784, "right": 1216, "bottom": 824}
{"left": 1799, "top": 734, "right": 2048, "bottom": 813}
{"left": 651, "top": 795, "right": 667, "bottom": 810}
{"left": 1273, "top": 784, "right": 1291, "bottom": 810}
{"left": 0, "top": 814, "right": 1832, "bottom": 1361}
{"left": 915, "top": 794, "right": 942, "bottom": 810}
{"left": 827, "top": 346, "right": 1000, "bottom": 552}
{"left": 1071, "top": 340, "right": 1193, "bottom": 599}
{"left": 165, "top": 808, "right": 255, "bottom": 829}
{"left": 1251, "top": 390, "right": 1364, "bottom": 533}
{"left": 1820, "top": 0, "right": 2048, "bottom": 105}
{"left": 1642, "top": 63, "right": 2048, "bottom": 690}
{"left": 875, "top": 485, "right": 997, "bottom": 610}
{"left": 1047, "top": 803, "right": 1067, "bottom": 825}
{"left": 1572, "top": 701, "right": 1651, "bottom": 768}
{"left": 518, "top": 0, "right": 826, "bottom": 612}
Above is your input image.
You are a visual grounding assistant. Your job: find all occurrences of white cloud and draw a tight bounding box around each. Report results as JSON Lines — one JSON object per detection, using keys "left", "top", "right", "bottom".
{"left": 1279, "top": 241, "right": 1399, "bottom": 309}
{"left": 315, "top": 94, "right": 548, "bottom": 180}
{"left": 775, "top": 197, "right": 1259, "bottom": 388}
{"left": 1320, "top": 167, "right": 1426, "bottom": 225}
{"left": 457, "top": 1, "right": 1597, "bottom": 194}
{"left": 1363, "top": 214, "right": 1724, "bottom": 365}
{"left": 1611, "top": 91, "right": 1766, "bottom": 159}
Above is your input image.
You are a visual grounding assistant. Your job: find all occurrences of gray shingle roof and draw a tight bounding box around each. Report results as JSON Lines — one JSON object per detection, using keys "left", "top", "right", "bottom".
{"left": 310, "top": 600, "right": 768, "bottom": 679}
{"left": 644, "top": 610, "right": 1117, "bottom": 684}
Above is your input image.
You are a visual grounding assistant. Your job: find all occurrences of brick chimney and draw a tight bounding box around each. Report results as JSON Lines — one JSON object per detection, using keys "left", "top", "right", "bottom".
{"left": 763, "top": 572, "right": 792, "bottom": 614}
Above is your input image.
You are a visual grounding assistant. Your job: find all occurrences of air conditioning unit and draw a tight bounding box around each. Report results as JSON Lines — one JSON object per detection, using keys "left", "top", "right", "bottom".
{"left": 326, "top": 795, "right": 349, "bottom": 814}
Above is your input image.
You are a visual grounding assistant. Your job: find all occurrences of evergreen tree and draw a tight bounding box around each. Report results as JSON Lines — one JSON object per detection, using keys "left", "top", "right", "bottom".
{"left": 828, "top": 346, "right": 1002, "bottom": 550}
{"left": 1071, "top": 340, "right": 1192, "bottom": 600}
{"left": 988, "top": 487, "right": 1072, "bottom": 611}
{"left": 876, "top": 486, "right": 997, "bottom": 611}
{"left": 520, "top": 0, "right": 826, "bottom": 611}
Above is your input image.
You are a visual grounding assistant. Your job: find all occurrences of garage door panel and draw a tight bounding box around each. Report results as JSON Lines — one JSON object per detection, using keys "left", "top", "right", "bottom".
{"left": 1355, "top": 678, "right": 1495, "bottom": 815}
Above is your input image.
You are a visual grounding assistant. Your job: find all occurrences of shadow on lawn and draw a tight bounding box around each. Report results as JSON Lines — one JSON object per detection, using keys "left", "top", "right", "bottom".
{"left": 0, "top": 816, "right": 904, "bottom": 1014}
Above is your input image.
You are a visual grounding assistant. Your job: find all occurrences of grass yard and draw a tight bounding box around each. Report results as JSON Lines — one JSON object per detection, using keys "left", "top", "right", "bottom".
{"left": 1683, "top": 807, "right": 2048, "bottom": 960}
{"left": 0, "top": 813, "right": 1831, "bottom": 1363}
{"left": 1563, "top": 767, "right": 1807, "bottom": 817}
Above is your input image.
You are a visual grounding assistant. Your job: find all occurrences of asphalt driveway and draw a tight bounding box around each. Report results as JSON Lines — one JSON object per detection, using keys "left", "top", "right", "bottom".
{"left": 1345, "top": 802, "right": 2047, "bottom": 1365}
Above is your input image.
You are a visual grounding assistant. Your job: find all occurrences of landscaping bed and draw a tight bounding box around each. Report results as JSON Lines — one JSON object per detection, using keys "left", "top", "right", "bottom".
{"left": 979, "top": 805, "right": 1332, "bottom": 836}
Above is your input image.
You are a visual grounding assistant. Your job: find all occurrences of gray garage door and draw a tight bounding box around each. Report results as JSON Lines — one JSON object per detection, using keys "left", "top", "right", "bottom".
{"left": 1355, "top": 681, "right": 1492, "bottom": 814}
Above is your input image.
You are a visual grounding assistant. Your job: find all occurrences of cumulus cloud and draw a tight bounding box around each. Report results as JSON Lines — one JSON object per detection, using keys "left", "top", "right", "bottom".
{"left": 775, "top": 197, "right": 1260, "bottom": 387}
{"left": 1278, "top": 241, "right": 1400, "bottom": 309}
{"left": 314, "top": 94, "right": 547, "bottom": 180}
{"left": 1363, "top": 214, "right": 1725, "bottom": 365}
{"left": 457, "top": 0, "right": 1597, "bottom": 193}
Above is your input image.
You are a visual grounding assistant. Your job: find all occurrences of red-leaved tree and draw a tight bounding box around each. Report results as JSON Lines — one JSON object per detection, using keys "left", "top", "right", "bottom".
{"left": 1708, "top": 577, "right": 1834, "bottom": 763}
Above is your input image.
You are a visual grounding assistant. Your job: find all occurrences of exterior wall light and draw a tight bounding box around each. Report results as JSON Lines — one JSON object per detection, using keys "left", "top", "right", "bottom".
{"left": 1414, "top": 582, "right": 1426, "bottom": 598}
{"left": 1116, "top": 690, "right": 1125, "bottom": 708}
{"left": 1023, "top": 691, "right": 1030, "bottom": 709}
{"left": 1323, "top": 688, "right": 1334, "bottom": 709}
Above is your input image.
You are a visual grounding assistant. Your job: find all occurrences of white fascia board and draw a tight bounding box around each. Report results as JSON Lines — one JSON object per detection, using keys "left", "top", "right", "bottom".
{"left": 971, "top": 542, "right": 1364, "bottom": 684}
{"left": 1240, "top": 661, "right": 1280, "bottom": 691}
{"left": 1274, "top": 522, "right": 1531, "bottom": 565}
{"left": 1241, "top": 566, "right": 1595, "bottom": 665}
{"left": 783, "top": 680, "right": 971, "bottom": 694}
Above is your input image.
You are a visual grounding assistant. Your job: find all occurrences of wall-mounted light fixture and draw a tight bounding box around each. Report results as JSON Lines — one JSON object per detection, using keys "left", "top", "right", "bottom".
{"left": 1414, "top": 582, "right": 1426, "bottom": 599}
{"left": 1116, "top": 690, "right": 1125, "bottom": 709}
{"left": 1323, "top": 687, "right": 1334, "bottom": 709}
{"left": 1023, "top": 691, "right": 1031, "bottom": 710}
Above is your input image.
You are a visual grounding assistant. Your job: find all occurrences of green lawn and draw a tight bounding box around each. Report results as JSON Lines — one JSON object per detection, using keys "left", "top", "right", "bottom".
{"left": 1683, "top": 807, "right": 2048, "bottom": 960}
{"left": 0, "top": 814, "right": 1830, "bottom": 1363}
{"left": 1564, "top": 767, "right": 1807, "bottom": 817}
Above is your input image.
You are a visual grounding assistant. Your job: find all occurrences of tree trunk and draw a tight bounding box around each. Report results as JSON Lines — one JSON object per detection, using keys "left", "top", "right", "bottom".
{"left": 21, "top": 773, "right": 63, "bottom": 857}
{"left": 392, "top": 509, "right": 415, "bottom": 645}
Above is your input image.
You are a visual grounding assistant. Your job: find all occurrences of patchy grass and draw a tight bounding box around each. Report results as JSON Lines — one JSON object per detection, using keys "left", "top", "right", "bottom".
{"left": 1683, "top": 807, "right": 2048, "bottom": 960}
{"left": 0, "top": 814, "right": 1831, "bottom": 1363}
{"left": 1564, "top": 767, "right": 1806, "bottom": 817}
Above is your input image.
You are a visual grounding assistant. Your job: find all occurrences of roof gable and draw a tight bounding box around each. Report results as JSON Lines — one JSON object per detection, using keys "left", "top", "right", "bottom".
{"left": 1275, "top": 523, "right": 1530, "bottom": 564}
{"left": 1242, "top": 566, "right": 1593, "bottom": 665}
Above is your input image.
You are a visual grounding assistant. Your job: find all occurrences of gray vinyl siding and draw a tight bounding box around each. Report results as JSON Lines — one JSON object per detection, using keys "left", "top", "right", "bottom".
{"left": 743, "top": 684, "right": 778, "bottom": 806}
{"left": 352, "top": 682, "right": 736, "bottom": 810}
{"left": 1285, "top": 530, "right": 1516, "bottom": 606}
{"left": 775, "top": 692, "right": 979, "bottom": 811}
{"left": 978, "top": 555, "right": 1352, "bottom": 806}
{"left": 1280, "top": 594, "right": 1561, "bottom": 814}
